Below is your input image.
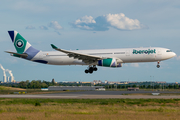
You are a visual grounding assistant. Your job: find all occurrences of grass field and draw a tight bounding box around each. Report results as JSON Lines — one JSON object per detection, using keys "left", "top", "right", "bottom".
{"left": 0, "top": 98, "right": 180, "bottom": 120}
{"left": 0, "top": 86, "right": 26, "bottom": 91}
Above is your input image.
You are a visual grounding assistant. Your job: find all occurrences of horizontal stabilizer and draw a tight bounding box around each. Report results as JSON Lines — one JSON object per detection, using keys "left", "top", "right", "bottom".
{"left": 5, "top": 51, "right": 28, "bottom": 58}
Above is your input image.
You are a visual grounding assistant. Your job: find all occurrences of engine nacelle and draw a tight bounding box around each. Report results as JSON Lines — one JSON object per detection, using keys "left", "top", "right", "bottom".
{"left": 98, "top": 58, "right": 122, "bottom": 67}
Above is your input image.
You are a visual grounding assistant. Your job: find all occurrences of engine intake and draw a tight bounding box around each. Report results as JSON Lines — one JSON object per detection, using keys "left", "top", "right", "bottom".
{"left": 98, "top": 58, "right": 122, "bottom": 67}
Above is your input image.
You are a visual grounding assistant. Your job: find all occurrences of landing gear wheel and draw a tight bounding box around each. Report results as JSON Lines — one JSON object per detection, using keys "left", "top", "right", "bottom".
{"left": 157, "top": 65, "right": 160, "bottom": 68}
{"left": 85, "top": 70, "right": 89, "bottom": 73}
{"left": 89, "top": 70, "right": 93, "bottom": 74}
{"left": 157, "top": 61, "right": 160, "bottom": 68}
{"left": 89, "top": 67, "right": 94, "bottom": 71}
{"left": 84, "top": 65, "right": 98, "bottom": 74}
{"left": 93, "top": 67, "right": 97, "bottom": 71}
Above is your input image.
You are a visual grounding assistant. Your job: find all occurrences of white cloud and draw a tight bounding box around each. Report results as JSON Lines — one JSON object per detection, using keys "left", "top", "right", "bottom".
{"left": 131, "top": 63, "right": 139, "bottom": 67}
{"left": 26, "top": 26, "right": 35, "bottom": 29}
{"left": 75, "top": 16, "right": 96, "bottom": 24}
{"left": 48, "top": 21, "right": 62, "bottom": 35}
{"left": 48, "top": 21, "right": 62, "bottom": 30}
{"left": 72, "top": 13, "right": 147, "bottom": 31}
{"left": 105, "top": 13, "right": 144, "bottom": 30}
{"left": 73, "top": 16, "right": 96, "bottom": 30}
{"left": 39, "top": 25, "right": 48, "bottom": 30}
{"left": 76, "top": 25, "right": 93, "bottom": 30}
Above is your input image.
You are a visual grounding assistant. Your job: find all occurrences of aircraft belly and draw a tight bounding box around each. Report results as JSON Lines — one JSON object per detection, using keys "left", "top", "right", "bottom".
{"left": 44, "top": 56, "right": 85, "bottom": 65}
{"left": 155, "top": 55, "right": 162, "bottom": 61}
{"left": 143, "top": 54, "right": 155, "bottom": 61}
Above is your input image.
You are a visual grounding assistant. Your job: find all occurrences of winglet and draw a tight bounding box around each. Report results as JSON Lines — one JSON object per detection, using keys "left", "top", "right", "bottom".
{"left": 51, "top": 44, "right": 58, "bottom": 49}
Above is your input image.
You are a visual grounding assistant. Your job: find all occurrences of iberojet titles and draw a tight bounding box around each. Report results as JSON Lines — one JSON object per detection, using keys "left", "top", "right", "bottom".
{"left": 133, "top": 49, "right": 156, "bottom": 54}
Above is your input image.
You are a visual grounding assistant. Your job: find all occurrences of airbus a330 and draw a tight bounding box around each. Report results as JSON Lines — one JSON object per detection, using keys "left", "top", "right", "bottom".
{"left": 6, "top": 31, "right": 176, "bottom": 74}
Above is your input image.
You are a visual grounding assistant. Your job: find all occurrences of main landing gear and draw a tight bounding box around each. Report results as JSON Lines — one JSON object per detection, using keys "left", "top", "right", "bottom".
{"left": 85, "top": 65, "right": 98, "bottom": 74}
{"left": 157, "top": 61, "right": 160, "bottom": 68}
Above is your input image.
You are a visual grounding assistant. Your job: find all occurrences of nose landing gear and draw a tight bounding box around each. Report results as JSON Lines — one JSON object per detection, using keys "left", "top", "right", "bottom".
{"left": 157, "top": 61, "right": 160, "bottom": 68}
{"left": 85, "top": 65, "right": 98, "bottom": 74}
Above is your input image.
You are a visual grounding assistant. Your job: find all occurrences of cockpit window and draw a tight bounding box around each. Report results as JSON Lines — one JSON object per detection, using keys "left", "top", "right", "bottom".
{"left": 166, "top": 50, "right": 172, "bottom": 52}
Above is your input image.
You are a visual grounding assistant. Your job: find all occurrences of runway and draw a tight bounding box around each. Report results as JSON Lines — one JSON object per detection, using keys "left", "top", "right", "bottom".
{"left": 1, "top": 91, "right": 180, "bottom": 99}
{"left": 44, "top": 90, "right": 180, "bottom": 95}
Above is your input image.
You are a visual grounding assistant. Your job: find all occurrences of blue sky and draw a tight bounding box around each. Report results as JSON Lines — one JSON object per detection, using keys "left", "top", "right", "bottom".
{"left": 0, "top": 0, "right": 180, "bottom": 82}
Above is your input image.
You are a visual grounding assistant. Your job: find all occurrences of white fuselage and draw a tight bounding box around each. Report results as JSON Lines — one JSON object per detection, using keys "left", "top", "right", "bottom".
{"left": 31, "top": 47, "right": 176, "bottom": 66}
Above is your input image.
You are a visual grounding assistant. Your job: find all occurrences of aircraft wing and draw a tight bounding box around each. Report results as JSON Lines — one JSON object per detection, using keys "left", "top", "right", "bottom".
{"left": 51, "top": 44, "right": 104, "bottom": 64}
{"left": 5, "top": 51, "right": 28, "bottom": 58}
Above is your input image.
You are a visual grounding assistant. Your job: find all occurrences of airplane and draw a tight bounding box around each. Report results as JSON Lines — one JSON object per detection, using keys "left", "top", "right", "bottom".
{"left": 6, "top": 31, "right": 176, "bottom": 74}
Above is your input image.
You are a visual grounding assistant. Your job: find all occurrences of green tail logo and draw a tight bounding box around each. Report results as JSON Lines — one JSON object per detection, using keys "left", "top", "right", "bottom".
{"left": 14, "top": 33, "right": 27, "bottom": 54}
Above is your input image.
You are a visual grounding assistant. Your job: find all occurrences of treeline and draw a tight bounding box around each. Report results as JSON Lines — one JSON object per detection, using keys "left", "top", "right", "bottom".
{"left": 18, "top": 80, "right": 55, "bottom": 89}
{"left": 1, "top": 80, "right": 180, "bottom": 89}
{"left": 10, "top": 80, "right": 91, "bottom": 89}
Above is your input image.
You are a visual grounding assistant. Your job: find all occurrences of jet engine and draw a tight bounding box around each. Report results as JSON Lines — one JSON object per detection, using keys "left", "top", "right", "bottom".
{"left": 98, "top": 58, "right": 122, "bottom": 67}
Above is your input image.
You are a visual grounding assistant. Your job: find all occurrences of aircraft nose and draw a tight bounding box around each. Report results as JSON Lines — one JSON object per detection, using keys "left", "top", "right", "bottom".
{"left": 172, "top": 52, "right": 176, "bottom": 57}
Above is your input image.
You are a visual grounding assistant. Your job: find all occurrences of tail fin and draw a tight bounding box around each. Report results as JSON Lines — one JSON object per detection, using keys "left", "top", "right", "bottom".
{"left": 8, "top": 31, "right": 32, "bottom": 54}
{"left": 8, "top": 31, "right": 40, "bottom": 60}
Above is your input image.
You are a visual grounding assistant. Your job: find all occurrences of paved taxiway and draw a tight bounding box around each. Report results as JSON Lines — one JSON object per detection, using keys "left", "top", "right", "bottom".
{"left": 1, "top": 91, "right": 180, "bottom": 99}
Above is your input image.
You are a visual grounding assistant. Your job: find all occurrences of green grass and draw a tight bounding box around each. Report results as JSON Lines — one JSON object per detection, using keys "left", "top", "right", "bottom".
{"left": 1, "top": 98, "right": 180, "bottom": 120}
{"left": 0, "top": 86, "right": 10, "bottom": 90}
{"left": 0, "top": 98, "right": 179, "bottom": 106}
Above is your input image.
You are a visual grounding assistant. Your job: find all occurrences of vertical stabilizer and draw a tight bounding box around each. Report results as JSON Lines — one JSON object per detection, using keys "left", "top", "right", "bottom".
{"left": 8, "top": 31, "right": 40, "bottom": 60}
{"left": 8, "top": 31, "right": 32, "bottom": 54}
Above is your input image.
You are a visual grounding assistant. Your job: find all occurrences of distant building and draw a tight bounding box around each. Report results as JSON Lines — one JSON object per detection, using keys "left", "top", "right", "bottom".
{"left": 156, "top": 81, "right": 166, "bottom": 83}
{"left": 62, "top": 81, "right": 68, "bottom": 83}
{"left": 7, "top": 77, "right": 9, "bottom": 82}
{"left": 52, "top": 79, "right": 55, "bottom": 83}
{"left": 41, "top": 88, "right": 48, "bottom": 91}
{"left": 10, "top": 76, "right": 14, "bottom": 82}
{"left": 127, "top": 87, "right": 139, "bottom": 91}
{"left": 93, "top": 80, "right": 102, "bottom": 85}
{"left": 127, "top": 81, "right": 138, "bottom": 84}
{"left": 3, "top": 76, "right": 6, "bottom": 83}
{"left": 81, "top": 82, "right": 91, "bottom": 84}
{"left": 106, "top": 81, "right": 128, "bottom": 84}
